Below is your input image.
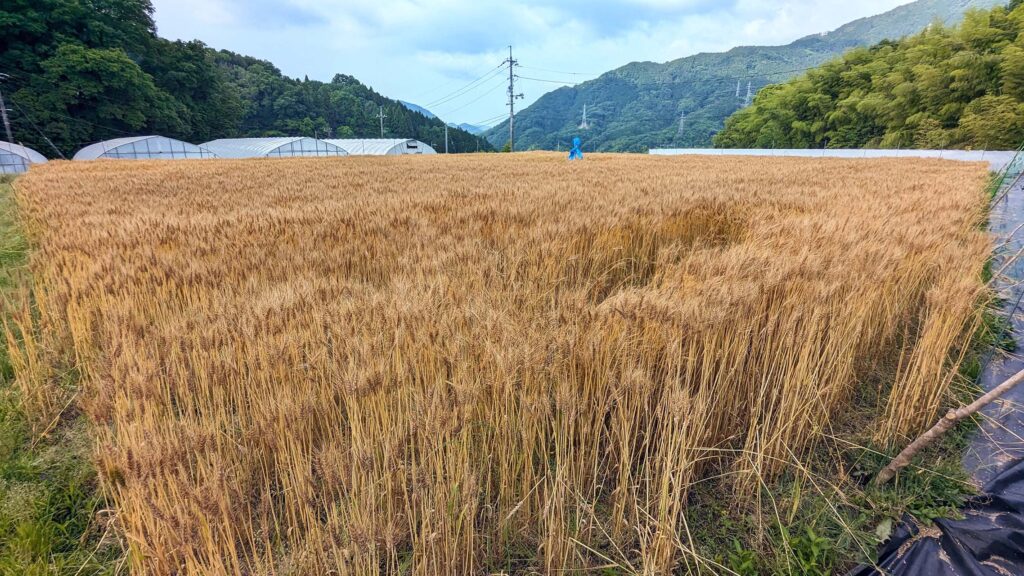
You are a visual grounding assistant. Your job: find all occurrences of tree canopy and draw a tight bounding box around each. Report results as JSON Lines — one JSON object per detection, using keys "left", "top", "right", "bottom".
{"left": 0, "top": 0, "right": 492, "bottom": 156}
{"left": 714, "top": 2, "right": 1024, "bottom": 150}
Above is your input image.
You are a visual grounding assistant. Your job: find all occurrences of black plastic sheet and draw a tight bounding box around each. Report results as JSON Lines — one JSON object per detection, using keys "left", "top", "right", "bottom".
{"left": 850, "top": 458, "right": 1024, "bottom": 575}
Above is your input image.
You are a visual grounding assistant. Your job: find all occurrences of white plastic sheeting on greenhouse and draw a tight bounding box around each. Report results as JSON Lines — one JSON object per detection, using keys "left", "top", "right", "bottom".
{"left": 0, "top": 142, "right": 47, "bottom": 174}
{"left": 648, "top": 148, "right": 1019, "bottom": 172}
{"left": 73, "top": 136, "right": 215, "bottom": 161}
{"left": 202, "top": 137, "right": 347, "bottom": 159}
{"left": 325, "top": 139, "right": 436, "bottom": 156}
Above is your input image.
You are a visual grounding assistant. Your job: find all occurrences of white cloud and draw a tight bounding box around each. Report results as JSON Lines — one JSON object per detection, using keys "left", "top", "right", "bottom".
{"left": 151, "top": 0, "right": 913, "bottom": 125}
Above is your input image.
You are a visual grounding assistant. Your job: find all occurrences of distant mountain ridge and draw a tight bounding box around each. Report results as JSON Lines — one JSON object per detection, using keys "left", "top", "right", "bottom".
{"left": 400, "top": 101, "right": 490, "bottom": 135}
{"left": 399, "top": 101, "right": 437, "bottom": 119}
{"left": 485, "top": 0, "right": 1005, "bottom": 152}
{"left": 455, "top": 123, "right": 488, "bottom": 135}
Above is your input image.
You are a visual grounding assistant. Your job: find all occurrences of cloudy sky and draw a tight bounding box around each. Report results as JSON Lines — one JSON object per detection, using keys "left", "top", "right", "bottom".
{"left": 151, "top": 0, "right": 911, "bottom": 127}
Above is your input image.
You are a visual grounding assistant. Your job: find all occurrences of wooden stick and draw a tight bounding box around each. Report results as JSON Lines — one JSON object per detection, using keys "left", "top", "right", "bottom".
{"left": 875, "top": 367, "right": 1024, "bottom": 485}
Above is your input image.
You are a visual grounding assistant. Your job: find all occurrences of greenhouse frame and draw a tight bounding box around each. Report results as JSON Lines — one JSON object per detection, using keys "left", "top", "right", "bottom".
{"left": 73, "top": 136, "right": 215, "bottom": 161}
{"left": 325, "top": 139, "right": 437, "bottom": 156}
{"left": 201, "top": 137, "right": 348, "bottom": 159}
{"left": 0, "top": 142, "right": 47, "bottom": 174}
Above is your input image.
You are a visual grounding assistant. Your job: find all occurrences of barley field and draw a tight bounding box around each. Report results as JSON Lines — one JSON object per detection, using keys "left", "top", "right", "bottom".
{"left": 8, "top": 153, "right": 990, "bottom": 574}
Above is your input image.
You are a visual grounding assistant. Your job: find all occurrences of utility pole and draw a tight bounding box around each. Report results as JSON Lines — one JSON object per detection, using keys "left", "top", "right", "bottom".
{"left": 744, "top": 81, "right": 753, "bottom": 107}
{"left": 377, "top": 106, "right": 387, "bottom": 138}
{"left": 736, "top": 80, "right": 741, "bottom": 99}
{"left": 0, "top": 74, "right": 13, "bottom": 144}
{"left": 444, "top": 124, "right": 449, "bottom": 154}
{"left": 677, "top": 111, "right": 686, "bottom": 135}
{"left": 579, "top": 104, "right": 589, "bottom": 130}
{"left": 504, "top": 46, "right": 523, "bottom": 152}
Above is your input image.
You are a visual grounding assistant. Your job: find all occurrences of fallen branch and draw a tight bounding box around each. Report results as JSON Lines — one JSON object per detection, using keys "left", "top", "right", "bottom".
{"left": 875, "top": 367, "right": 1024, "bottom": 485}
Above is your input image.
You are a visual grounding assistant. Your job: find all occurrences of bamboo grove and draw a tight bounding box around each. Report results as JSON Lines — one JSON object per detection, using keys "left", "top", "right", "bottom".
{"left": 7, "top": 153, "right": 991, "bottom": 573}
{"left": 715, "top": 1, "right": 1024, "bottom": 151}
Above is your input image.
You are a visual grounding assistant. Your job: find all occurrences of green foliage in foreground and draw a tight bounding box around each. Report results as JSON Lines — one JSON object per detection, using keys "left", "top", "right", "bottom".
{"left": 716, "top": 1, "right": 1024, "bottom": 150}
{"left": 0, "top": 0, "right": 492, "bottom": 156}
{"left": 0, "top": 182, "right": 123, "bottom": 575}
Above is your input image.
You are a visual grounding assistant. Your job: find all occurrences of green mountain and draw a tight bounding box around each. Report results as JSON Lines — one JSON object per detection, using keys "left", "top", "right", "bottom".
{"left": 715, "top": 0, "right": 1024, "bottom": 150}
{"left": 484, "top": 0, "right": 1004, "bottom": 152}
{"left": 0, "top": 0, "right": 493, "bottom": 157}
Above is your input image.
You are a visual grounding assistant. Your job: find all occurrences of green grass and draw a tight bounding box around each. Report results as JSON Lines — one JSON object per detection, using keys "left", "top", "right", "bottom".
{"left": 683, "top": 427, "right": 976, "bottom": 574}
{"left": 0, "top": 178, "right": 124, "bottom": 575}
{"left": 681, "top": 415, "right": 980, "bottom": 574}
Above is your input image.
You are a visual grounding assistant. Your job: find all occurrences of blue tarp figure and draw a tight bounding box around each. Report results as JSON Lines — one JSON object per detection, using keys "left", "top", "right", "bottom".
{"left": 568, "top": 137, "right": 583, "bottom": 160}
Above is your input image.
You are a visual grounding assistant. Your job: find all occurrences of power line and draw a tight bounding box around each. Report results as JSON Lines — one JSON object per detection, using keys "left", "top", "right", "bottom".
{"left": 406, "top": 64, "right": 500, "bottom": 102}
{"left": 424, "top": 64, "right": 507, "bottom": 109}
{"left": 518, "top": 65, "right": 598, "bottom": 77}
{"left": 0, "top": 76, "right": 140, "bottom": 139}
{"left": 11, "top": 102, "right": 136, "bottom": 138}
{"left": 421, "top": 61, "right": 593, "bottom": 115}
{"left": 515, "top": 74, "right": 579, "bottom": 86}
{"left": 733, "top": 64, "right": 825, "bottom": 80}
{"left": 470, "top": 112, "right": 507, "bottom": 127}
{"left": 8, "top": 100, "right": 66, "bottom": 159}
{"left": 433, "top": 76, "right": 508, "bottom": 117}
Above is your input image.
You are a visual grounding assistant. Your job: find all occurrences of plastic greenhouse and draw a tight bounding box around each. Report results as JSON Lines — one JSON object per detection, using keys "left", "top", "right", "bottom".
{"left": 201, "top": 137, "right": 348, "bottom": 159}
{"left": 324, "top": 139, "right": 437, "bottom": 156}
{"left": 73, "top": 136, "right": 215, "bottom": 161}
{"left": 0, "top": 141, "right": 47, "bottom": 174}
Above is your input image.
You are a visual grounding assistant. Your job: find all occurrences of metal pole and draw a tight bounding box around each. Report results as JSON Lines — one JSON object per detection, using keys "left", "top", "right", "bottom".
{"left": 0, "top": 74, "right": 13, "bottom": 144}
{"left": 445, "top": 124, "right": 449, "bottom": 154}
{"left": 0, "top": 92, "right": 12, "bottom": 144}
{"left": 505, "top": 46, "right": 522, "bottom": 152}
{"left": 509, "top": 46, "right": 514, "bottom": 151}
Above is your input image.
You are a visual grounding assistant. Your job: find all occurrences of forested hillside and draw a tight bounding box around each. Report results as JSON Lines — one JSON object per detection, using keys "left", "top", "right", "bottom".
{"left": 484, "top": 0, "right": 1001, "bottom": 152}
{"left": 715, "top": 1, "right": 1024, "bottom": 149}
{"left": 0, "top": 0, "right": 492, "bottom": 157}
